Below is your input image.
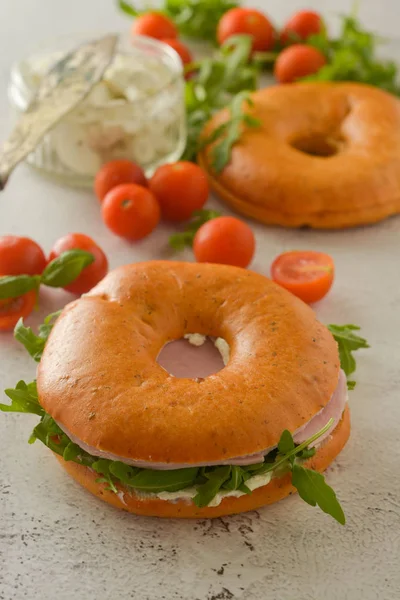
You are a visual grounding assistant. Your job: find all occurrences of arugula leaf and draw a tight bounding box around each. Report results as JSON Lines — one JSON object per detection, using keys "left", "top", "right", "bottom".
{"left": 107, "top": 461, "right": 199, "bottom": 493}
{"left": 194, "top": 466, "right": 231, "bottom": 507}
{"left": 0, "top": 275, "right": 40, "bottom": 300}
{"left": 303, "top": 14, "right": 400, "bottom": 94}
{"left": 277, "top": 430, "right": 295, "bottom": 455}
{"left": 41, "top": 250, "right": 94, "bottom": 288}
{"left": 183, "top": 35, "right": 260, "bottom": 161}
{"left": 204, "top": 90, "right": 261, "bottom": 173}
{"left": 92, "top": 460, "right": 118, "bottom": 493}
{"left": 117, "top": 0, "right": 238, "bottom": 42}
{"left": 169, "top": 209, "right": 221, "bottom": 250}
{"left": 0, "top": 380, "right": 44, "bottom": 416}
{"left": 327, "top": 324, "right": 369, "bottom": 377}
{"left": 14, "top": 311, "right": 60, "bottom": 362}
{"left": 222, "top": 465, "right": 243, "bottom": 491}
{"left": 292, "top": 463, "right": 346, "bottom": 525}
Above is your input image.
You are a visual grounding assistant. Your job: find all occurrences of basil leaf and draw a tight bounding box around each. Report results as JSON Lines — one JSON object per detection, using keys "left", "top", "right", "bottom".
{"left": 327, "top": 324, "right": 369, "bottom": 377}
{"left": 14, "top": 311, "right": 61, "bottom": 362}
{"left": 1, "top": 380, "right": 43, "bottom": 416}
{"left": 41, "top": 250, "right": 94, "bottom": 288}
{"left": 169, "top": 209, "right": 221, "bottom": 250}
{"left": 127, "top": 467, "right": 199, "bottom": 493}
{"left": 347, "top": 380, "right": 356, "bottom": 391}
{"left": 117, "top": 0, "right": 139, "bottom": 17}
{"left": 193, "top": 465, "right": 231, "bottom": 507}
{"left": 291, "top": 464, "right": 345, "bottom": 525}
{"left": 278, "top": 430, "right": 295, "bottom": 455}
{"left": 0, "top": 275, "right": 40, "bottom": 299}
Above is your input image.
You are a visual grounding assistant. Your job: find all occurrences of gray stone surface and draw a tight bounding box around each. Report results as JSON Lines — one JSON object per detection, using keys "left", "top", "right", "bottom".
{"left": 1, "top": 1, "right": 400, "bottom": 599}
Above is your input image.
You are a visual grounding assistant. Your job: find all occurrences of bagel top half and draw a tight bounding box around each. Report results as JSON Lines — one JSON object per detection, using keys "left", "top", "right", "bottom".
{"left": 37, "top": 261, "right": 340, "bottom": 466}
{"left": 198, "top": 82, "right": 400, "bottom": 228}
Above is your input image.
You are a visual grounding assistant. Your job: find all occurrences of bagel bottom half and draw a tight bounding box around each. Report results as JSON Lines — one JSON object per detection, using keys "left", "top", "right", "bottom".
{"left": 57, "top": 406, "right": 350, "bottom": 519}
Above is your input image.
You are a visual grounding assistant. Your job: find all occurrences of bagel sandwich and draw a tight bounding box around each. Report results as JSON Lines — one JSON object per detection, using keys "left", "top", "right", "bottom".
{"left": 1, "top": 262, "right": 367, "bottom": 522}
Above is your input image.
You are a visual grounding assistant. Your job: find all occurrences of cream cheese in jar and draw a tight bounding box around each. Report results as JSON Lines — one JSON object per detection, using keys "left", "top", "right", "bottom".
{"left": 8, "top": 34, "right": 187, "bottom": 187}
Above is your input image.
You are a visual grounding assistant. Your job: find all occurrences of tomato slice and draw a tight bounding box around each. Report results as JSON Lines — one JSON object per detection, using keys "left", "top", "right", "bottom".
{"left": 0, "top": 290, "right": 36, "bottom": 331}
{"left": 270, "top": 251, "right": 335, "bottom": 304}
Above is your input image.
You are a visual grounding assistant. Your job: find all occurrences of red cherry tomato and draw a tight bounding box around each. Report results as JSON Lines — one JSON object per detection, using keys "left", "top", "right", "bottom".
{"left": 161, "top": 38, "right": 193, "bottom": 66}
{"left": 149, "top": 162, "right": 209, "bottom": 222}
{"left": 217, "top": 8, "right": 275, "bottom": 53}
{"left": 132, "top": 13, "right": 178, "bottom": 40}
{"left": 48, "top": 234, "right": 108, "bottom": 295}
{"left": 102, "top": 184, "right": 161, "bottom": 240}
{"left": 0, "top": 291, "right": 36, "bottom": 331}
{"left": 280, "top": 10, "right": 324, "bottom": 45}
{"left": 193, "top": 216, "right": 255, "bottom": 268}
{"left": 270, "top": 251, "right": 335, "bottom": 304}
{"left": 0, "top": 236, "right": 46, "bottom": 276}
{"left": 94, "top": 160, "right": 147, "bottom": 203}
{"left": 274, "top": 44, "right": 326, "bottom": 83}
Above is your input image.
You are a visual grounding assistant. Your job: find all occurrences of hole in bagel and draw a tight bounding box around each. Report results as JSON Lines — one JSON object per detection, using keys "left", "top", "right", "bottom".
{"left": 157, "top": 334, "right": 229, "bottom": 379}
{"left": 291, "top": 134, "right": 342, "bottom": 157}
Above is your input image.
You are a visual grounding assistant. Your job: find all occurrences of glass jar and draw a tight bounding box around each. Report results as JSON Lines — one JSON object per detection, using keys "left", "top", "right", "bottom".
{"left": 8, "top": 33, "right": 187, "bottom": 187}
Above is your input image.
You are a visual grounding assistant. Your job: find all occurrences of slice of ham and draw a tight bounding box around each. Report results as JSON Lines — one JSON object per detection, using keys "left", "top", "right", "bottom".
{"left": 56, "top": 368, "right": 348, "bottom": 471}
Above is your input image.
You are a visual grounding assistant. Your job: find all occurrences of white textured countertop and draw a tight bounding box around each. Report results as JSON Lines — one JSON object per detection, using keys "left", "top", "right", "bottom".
{"left": 1, "top": 2, "right": 399, "bottom": 599}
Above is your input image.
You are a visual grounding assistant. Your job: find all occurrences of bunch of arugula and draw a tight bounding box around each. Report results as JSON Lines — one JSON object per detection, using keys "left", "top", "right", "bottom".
{"left": 303, "top": 14, "right": 400, "bottom": 94}
{"left": 118, "top": 0, "right": 238, "bottom": 42}
{"left": 183, "top": 35, "right": 261, "bottom": 165}
{"left": 1, "top": 375, "right": 344, "bottom": 523}
{"left": 0, "top": 317, "right": 368, "bottom": 523}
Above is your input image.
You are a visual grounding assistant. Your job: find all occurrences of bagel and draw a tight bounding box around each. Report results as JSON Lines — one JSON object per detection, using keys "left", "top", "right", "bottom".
{"left": 33, "top": 261, "right": 349, "bottom": 519}
{"left": 198, "top": 82, "right": 400, "bottom": 229}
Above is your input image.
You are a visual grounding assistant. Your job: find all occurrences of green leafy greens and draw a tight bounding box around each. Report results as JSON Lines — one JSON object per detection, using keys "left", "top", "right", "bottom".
{"left": 201, "top": 90, "right": 261, "bottom": 173}
{"left": 0, "top": 380, "right": 344, "bottom": 523}
{"left": 183, "top": 35, "right": 261, "bottom": 162}
{"left": 14, "top": 312, "right": 61, "bottom": 362}
{"left": 0, "top": 250, "right": 94, "bottom": 300}
{"left": 1, "top": 315, "right": 368, "bottom": 524}
{"left": 117, "top": 0, "right": 239, "bottom": 42}
{"left": 303, "top": 14, "right": 400, "bottom": 94}
{"left": 328, "top": 324, "right": 369, "bottom": 388}
{"left": 169, "top": 208, "right": 221, "bottom": 250}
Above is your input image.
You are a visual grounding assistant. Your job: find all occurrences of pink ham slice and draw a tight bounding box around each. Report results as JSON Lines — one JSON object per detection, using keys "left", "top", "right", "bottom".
{"left": 56, "top": 369, "right": 348, "bottom": 470}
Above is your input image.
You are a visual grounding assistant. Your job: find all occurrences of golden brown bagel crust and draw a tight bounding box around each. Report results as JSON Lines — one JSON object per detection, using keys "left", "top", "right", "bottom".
{"left": 37, "top": 261, "right": 339, "bottom": 465}
{"left": 57, "top": 406, "right": 350, "bottom": 518}
{"left": 198, "top": 82, "right": 400, "bottom": 229}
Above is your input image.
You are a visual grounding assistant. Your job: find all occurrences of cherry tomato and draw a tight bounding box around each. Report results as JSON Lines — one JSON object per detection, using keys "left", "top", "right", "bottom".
{"left": 94, "top": 160, "right": 147, "bottom": 203}
{"left": 149, "top": 162, "right": 209, "bottom": 222}
{"left": 270, "top": 251, "right": 335, "bottom": 304}
{"left": 132, "top": 13, "right": 178, "bottom": 40}
{"left": 102, "top": 184, "right": 160, "bottom": 240}
{"left": 0, "top": 291, "right": 36, "bottom": 331}
{"left": 280, "top": 10, "right": 324, "bottom": 45}
{"left": 161, "top": 38, "right": 193, "bottom": 76}
{"left": 48, "top": 233, "right": 108, "bottom": 295}
{"left": 274, "top": 44, "right": 326, "bottom": 83}
{"left": 0, "top": 236, "right": 46, "bottom": 276}
{"left": 217, "top": 8, "right": 275, "bottom": 53}
{"left": 193, "top": 216, "right": 255, "bottom": 268}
